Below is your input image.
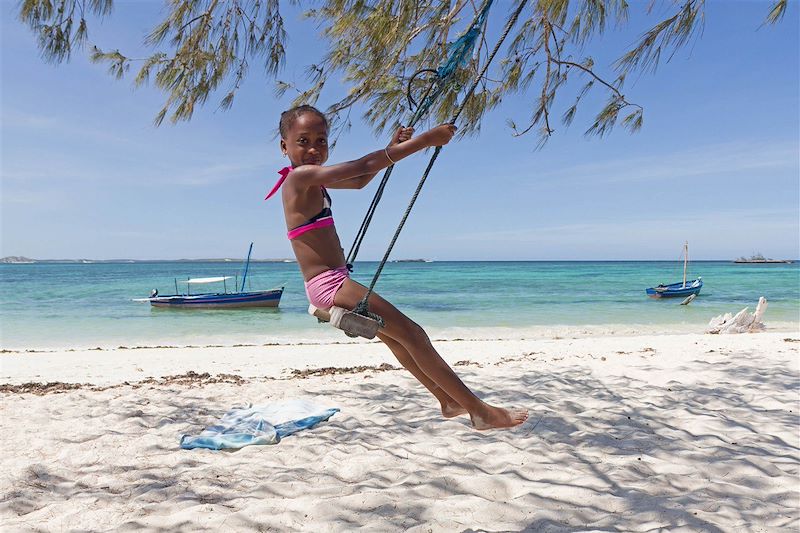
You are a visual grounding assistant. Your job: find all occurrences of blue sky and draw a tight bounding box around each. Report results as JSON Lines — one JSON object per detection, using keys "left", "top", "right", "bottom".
{"left": 1, "top": 1, "right": 798, "bottom": 261}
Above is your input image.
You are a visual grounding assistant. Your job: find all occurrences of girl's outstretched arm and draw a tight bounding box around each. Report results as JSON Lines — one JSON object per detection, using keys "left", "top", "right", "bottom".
{"left": 327, "top": 126, "right": 414, "bottom": 190}
{"left": 289, "top": 124, "right": 456, "bottom": 190}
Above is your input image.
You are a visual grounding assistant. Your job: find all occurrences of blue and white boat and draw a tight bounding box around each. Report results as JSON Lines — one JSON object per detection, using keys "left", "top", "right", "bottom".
{"left": 136, "top": 243, "right": 284, "bottom": 309}
{"left": 645, "top": 278, "right": 703, "bottom": 298}
{"left": 646, "top": 242, "right": 703, "bottom": 298}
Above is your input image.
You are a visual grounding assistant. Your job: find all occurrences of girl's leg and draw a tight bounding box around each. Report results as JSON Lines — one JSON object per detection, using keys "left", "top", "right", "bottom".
{"left": 334, "top": 278, "right": 527, "bottom": 429}
{"left": 377, "top": 332, "right": 467, "bottom": 418}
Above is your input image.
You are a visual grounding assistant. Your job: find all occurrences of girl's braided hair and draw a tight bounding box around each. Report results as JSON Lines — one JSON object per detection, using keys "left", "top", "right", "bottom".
{"left": 279, "top": 105, "right": 329, "bottom": 137}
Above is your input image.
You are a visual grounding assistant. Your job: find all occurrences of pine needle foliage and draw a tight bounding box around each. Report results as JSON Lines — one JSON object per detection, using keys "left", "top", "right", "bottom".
{"left": 17, "top": 0, "right": 789, "bottom": 142}
{"left": 19, "top": 0, "right": 112, "bottom": 63}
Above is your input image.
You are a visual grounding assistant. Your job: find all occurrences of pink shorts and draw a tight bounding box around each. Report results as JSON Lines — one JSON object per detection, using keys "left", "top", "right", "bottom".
{"left": 304, "top": 266, "right": 350, "bottom": 309}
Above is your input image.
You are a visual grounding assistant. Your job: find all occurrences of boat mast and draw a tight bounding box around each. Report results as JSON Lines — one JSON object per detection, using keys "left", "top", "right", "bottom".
{"left": 682, "top": 241, "right": 688, "bottom": 288}
{"left": 240, "top": 242, "right": 254, "bottom": 292}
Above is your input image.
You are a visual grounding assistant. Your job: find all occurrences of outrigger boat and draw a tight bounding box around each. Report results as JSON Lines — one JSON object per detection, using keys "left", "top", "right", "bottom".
{"left": 646, "top": 241, "right": 703, "bottom": 299}
{"left": 134, "top": 243, "right": 284, "bottom": 309}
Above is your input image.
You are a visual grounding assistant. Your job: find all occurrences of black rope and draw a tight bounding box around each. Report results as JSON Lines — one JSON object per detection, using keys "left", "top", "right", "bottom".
{"left": 345, "top": 68, "right": 445, "bottom": 270}
{"left": 353, "top": 0, "right": 530, "bottom": 315}
{"left": 345, "top": 2, "right": 496, "bottom": 271}
{"left": 345, "top": 165, "right": 394, "bottom": 271}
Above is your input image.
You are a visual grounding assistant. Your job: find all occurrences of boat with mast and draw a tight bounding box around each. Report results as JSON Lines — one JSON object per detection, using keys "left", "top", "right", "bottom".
{"left": 646, "top": 241, "right": 703, "bottom": 298}
{"left": 134, "top": 243, "right": 284, "bottom": 308}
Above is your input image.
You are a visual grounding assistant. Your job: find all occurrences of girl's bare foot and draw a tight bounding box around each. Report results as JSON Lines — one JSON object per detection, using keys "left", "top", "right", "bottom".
{"left": 470, "top": 405, "right": 528, "bottom": 430}
{"left": 441, "top": 401, "right": 468, "bottom": 418}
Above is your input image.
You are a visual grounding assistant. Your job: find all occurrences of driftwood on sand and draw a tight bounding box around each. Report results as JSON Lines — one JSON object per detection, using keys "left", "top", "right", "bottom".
{"left": 707, "top": 297, "right": 768, "bottom": 334}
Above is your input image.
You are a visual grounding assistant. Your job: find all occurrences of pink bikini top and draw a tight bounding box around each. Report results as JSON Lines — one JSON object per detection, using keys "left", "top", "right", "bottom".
{"left": 265, "top": 166, "right": 335, "bottom": 240}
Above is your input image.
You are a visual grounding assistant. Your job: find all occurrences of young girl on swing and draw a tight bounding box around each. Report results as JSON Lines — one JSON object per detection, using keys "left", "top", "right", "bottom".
{"left": 268, "top": 105, "right": 527, "bottom": 430}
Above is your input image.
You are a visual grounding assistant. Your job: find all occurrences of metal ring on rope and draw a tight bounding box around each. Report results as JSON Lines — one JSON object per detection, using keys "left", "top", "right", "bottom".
{"left": 406, "top": 68, "right": 439, "bottom": 112}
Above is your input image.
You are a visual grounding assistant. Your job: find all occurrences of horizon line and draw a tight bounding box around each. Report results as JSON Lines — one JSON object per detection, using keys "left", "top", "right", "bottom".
{"left": 2, "top": 257, "right": 797, "bottom": 263}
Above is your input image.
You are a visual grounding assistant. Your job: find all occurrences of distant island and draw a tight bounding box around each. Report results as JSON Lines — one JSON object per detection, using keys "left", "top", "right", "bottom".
{"left": 0, "top": 256, "right": 36, "bottom": 264}
{"left": 733, "top": 254, "right": 793, "bottom": 264}
{"left": 0, "top": 256, "right": 296, "bottom": 264}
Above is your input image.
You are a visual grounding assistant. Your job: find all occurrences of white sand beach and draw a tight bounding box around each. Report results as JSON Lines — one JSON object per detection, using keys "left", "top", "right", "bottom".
{"left": 1, "top": 330, "right": 798, "bottom": 532}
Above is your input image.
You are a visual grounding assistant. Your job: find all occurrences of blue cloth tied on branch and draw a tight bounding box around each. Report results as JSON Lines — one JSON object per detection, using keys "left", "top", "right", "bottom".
{"left": 180, "top": 399, "right": 339, "bottom": 450}
{"left": 436, "top": 0, "right": 494, "bottom": 79}
{"left": 410, "top": 0, "right": 494, "bottom": 123}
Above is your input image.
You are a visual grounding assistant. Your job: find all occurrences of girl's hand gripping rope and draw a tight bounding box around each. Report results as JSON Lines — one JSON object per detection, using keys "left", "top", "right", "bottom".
{"left": 390, "top": 126, "right": 415, "bottom": 146}
{"left": 422, "top": 124, "right": 457, "bottom": 147}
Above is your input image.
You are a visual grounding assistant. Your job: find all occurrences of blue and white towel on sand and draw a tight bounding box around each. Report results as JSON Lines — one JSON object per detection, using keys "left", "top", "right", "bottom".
{"left": 180, "top": 399, "right": 339, "bottom": 450}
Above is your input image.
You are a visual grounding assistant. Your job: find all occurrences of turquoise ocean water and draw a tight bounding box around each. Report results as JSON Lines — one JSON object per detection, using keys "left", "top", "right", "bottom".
{"left": 1, "top": 261, "right": 797, "bottom": 350}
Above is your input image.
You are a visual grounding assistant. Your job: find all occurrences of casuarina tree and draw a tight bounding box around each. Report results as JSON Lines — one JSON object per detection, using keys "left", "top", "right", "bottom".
{"left": 18, "top": 0, "right": 788, "bottom": 145}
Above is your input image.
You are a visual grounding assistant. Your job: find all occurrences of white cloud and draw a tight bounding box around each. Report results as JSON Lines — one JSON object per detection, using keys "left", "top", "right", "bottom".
{"left": 1, "top": 131, "right": 281, "bottom": 188}
{"left": 159, "top": 159, "right": 278, "bottom": 187}
{"left": 534, "top": 140, "right": 799, "bottom": 184}
{"left": 448, "top": 207, "right": 799, "bottom": 259}
{"left": 0, "top": 190, "right": 42, "bottom": 205}
{"left": 457, "top": 207, "right": 798, "bottom": 241}
{"left": 1, "top": 109, "right": 132, "bottom": 145}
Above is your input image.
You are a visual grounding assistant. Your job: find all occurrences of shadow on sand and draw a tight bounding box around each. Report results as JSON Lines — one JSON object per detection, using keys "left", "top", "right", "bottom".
{"left": 2, "top": 347, "right": 798, "bottom": 532}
